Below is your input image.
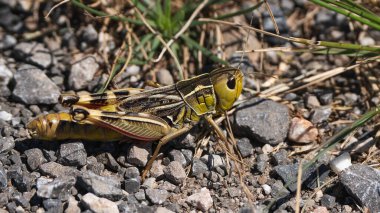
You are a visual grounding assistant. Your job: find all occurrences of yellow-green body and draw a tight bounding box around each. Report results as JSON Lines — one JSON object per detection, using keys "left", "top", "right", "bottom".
{"left": 27, "top": 67, "right": 243, "bottom": 141}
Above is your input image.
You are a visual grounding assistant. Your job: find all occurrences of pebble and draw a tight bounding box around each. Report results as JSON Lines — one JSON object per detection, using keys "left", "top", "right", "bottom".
{"left": 124, "top": 178, "right": 140, "bottom": 194}
{"left": 58, "top": 142, "right": 87, "bottom": 167}
{"left": 273, "top": 149, "right": 290, "bottom": 165}
{"left": 235, "top": 98, "right": 290, "bottom": 145}
{"left": 310, "top": 106, "right": 332, "bottom": 124}
{"left": 24, "top": 148, "right": 47, "bottom": 171}
{"left": 0, "top": 34, "right": 17, "bottom": 50}
{"left": 202, "top": 154, "right": 225, "bottom": 170}
{"left": 0, "top": 60, "right": 13, "bottom": 86}
{"left": 320, "top": 194, "right": 336, "bottom": 208}
{"left": 288, "top": 117, "right": 318, "bottom": 144}
{"left": 186, "top": 187, "right": 213, "bottom": 212}
{"left": 77, "top": 171, "right": 123, "bottom": 201}
{"left": 227, "top": 187, "right": 241, "bottom": 198}
{"left": 156, "top": 206, "right": 175, "bottom": 213}
{"left": 0, "top": 111, "right": 12, "bottom": 121}
{"left": 65, "top": 196, "right": 81, "bottom": 213}
{"left": 156, "top": 69, "right": 174, "bottom": 86}
{"left": 36, "top": 176, "right": 76, "bottom": 200}
{"left": 164, "top": 161, "right": 186, "bottom": 185}
{"left": 306, "top": 95, "right": 321, "bottom": 109}
{"left": 237, "top": 138, "right": 253, "bottom": 157}
{"left": 126, "top": 143, "right": 151, "bottom": 167}
{"left": 168, "top": 149, "right": 187, "bottom": 167}
{"left": 0, "top": 7, "right": 22, "bottom": 32}
{"left": 39, "top": 162, "right": 80, "bottom": 178}
{"left": 81, "top": 193, "right": 119, "bottom": 213}
{"left": 145, "top": 189, "right": 169, "bottom": 205}
{"left": 13, "top": 42, "right": 53, "bottom": 68}
{"left": 319, "top": 93, "right": 333, "bottom": 105}
{"left": 313, "top": 206, "right": 328, "bottom": 213}
{"left": 262, "top": 144, "right": 274, "bottom": 154}
{"left": 124, "top": 167, "right": 140, "bottom": 179}
{"left": 43, "top": 199, "right": 63, "bottom": 212}
{"left": 86, "top": 156, "right": 104, "bottom": 175}
{"left": 68, "top": 55, "right": 99, "bottom": 90}
{"left": 12, "top": 66, "right": 60, "bottom": 104}
{"left": 81, "top": 24, "right": 98, "bottom": 43}
{"left": 359, "top": 36, "right": 375, "bottom": 46}
{"left": 149, "top": 160, "right": 164, "bottom": 179}
{"left": 262, "top": 184, "right": 271, "bottom": 195}
{"left": 142, "top": 177, "right": 156, "bottom": 189}
{"left": 0, "top": 166, "right": 7, "bottom": 190}
{"left": 0, "top": 137, "right": 15, "bottom": 153}
{"left": 134, "top": 190, "right": 146, "bottom": 201}
{"left": 191, "top": 158, "right": 208, "bottom": 178}
{"left": 340, "top": 164, "right": 380, "bottom": 212}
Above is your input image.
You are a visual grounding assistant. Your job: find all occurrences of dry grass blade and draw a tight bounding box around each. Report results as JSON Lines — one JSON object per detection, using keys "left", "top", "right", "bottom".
{"left": 264, "top": 0, "right": 280, "bottom": 34}
{"left": 45, "top": 0, "right": 70, "bottom": 18}
{"left": 295, "top": 161, "right": 303, "bottom": 213}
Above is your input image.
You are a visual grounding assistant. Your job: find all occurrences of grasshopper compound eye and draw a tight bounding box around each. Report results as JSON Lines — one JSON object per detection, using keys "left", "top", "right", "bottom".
{"left": 227, "top": 77, "right": 236, "bottom": 90}
{"left": 71, "top": 108, "right": 89, "bottom": 122}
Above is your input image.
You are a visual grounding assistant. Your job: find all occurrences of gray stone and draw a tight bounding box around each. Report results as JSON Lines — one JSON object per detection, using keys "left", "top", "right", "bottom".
{"left": 235, "top": 98, "right": 290, "bottom": 145}
{"left": 124, "top": 178, "right": 140, "bottom": 194}
{"left": 149, "top": 160, "right": 164, "bottom": 179}
{"left": 340, "top": 164, "right": 380, "bottom": 213}
{"left": 39, "top": 162, "right": 80, "bottom": 178}
{"left": 0, "top": 193, "right": 8, "bottom": 207}
{"left": 164, "top": 161, "right": 186, "bottom": 185}
{"left": 156, "top": 69, "right": 174, "bottom": 86}
{"left": 186, "top": 187, "right": 213, "bottom": 211}
{"left": 0, "top": 137, "right": 14, "bottom": 153}
{"left": 69, "top": 56, "right": 99, "bottom": 90}
{"left": 0, "top": 60, "right": 13, "bottom": 86}
{"left": 168, "top": 149, "right": 187, "bottom": 167}
{"left": 82, "top": 193, "right": 119, "bottom": 213}
{"left": 181, "top": 149, "right": 193, "bottom": 166}
{"left": 36, "top": 176, "right": 76, "bottom": 200}
{"left": 191, "top": 158, "right": 208, "bottom": 177}
{"left": 13, "top": 42, "right": 53, "bottom": 68}
{"left": 77, "top": 171, "right": 123, "bottom": 201}
{"left": 24, "top": 148, "right": 47, "bottom": 171}
{"left": 43, "top": 198, "right": 63, "bottom": 213}
{"left": 145, "top": 189, "right": 168, "bottom": 205}
{"left": 0, "top": 34, "right": 17, "bottom": 50}
{"left": 320, "top": 93, "right": 333, "bottom": 105}
{"left": 310, "top": 106, "right": 332, "bottom": 124}
{"left": 271, "top": 180, "right": 290, "bottom": 199}
{"left": 156, "top": 207, "right": 175, "bottom": 213}
{"left": 320, "top": 194, "right": 336, "bottom": 208}
{"left": 126, "top": 143, "right": 151, "bottom": 167}
{"left": 0, "top": 111, "right": 12, "bottom": 121}
{"left": 58, "top": 142, "right": 87, "bottom": 167}
{"left": 273, "top": 149, "right": 290, "bottom": 165}
{"left": 13, "top": 193, "right": 30, "bottom": 209}
{"left": 12, "top": 66, "right": 60, "bottom": 104}
{"left": 65, "top": 196, "right": 80, "bottom": 213}
{"left": 0, "top": 7, "right": 22, "bottom": 32}
{"left": 86, "top": 156, "right": 104, "bottom": 175}
{"left": 124, "top": 167, "right": 140, "bottom": 179}
{"left": 237, "top": 138, "right": 253, "bottom": 158}
{"left": 81, "top": 24, "right": 98, "bottom": 43}
{"left": 134, "top": 190, "right": 146, "bottom": 201}
{"left": 227, "top": 187, "right": 241, "bottom": 198}
{"left": 0, "top": 166, "right": 7, "bottom": 190}
{"left": 306, "top": 95, "right": 321, "bottom": 109}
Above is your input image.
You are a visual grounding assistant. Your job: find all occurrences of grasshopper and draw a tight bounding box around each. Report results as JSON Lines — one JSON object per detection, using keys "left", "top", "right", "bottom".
{"left": 27, "top": 66, "right": 244, "bottom": 179}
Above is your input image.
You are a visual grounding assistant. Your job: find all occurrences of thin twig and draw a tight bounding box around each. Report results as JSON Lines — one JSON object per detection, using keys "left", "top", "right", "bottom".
{"left": 45, "top": 0, "right": 70, "bottom": 19}
{"left": 295, "top": 160, "right": 303, "bottom": 213}
{"left": 264, "top": 0, "right": 279, "bottom": 34}
{"left": 152, "top": 0, "right": 209, "bottom": 62}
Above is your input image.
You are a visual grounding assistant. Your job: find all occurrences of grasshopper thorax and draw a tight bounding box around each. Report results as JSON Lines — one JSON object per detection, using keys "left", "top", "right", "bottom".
{"left": 210, "top": 67, "right": 243, "bottom": 112}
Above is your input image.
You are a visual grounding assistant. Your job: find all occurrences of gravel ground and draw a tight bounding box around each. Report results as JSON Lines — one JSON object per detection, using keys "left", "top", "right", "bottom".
{"left": 0, "top": 0, "right": 379, "bottom": 213}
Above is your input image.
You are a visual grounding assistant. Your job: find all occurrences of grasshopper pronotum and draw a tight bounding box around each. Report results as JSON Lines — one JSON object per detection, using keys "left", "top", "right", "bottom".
{"left": 27, "top": 66, "right": 244, "bottom": 179}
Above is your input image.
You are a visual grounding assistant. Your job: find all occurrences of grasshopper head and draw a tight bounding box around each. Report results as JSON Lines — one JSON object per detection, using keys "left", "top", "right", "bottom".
{"left": 26, "top": 113, "right": 70, "bottom": 140}
{"left": 210, "top": 67, "right": 243, "bottom": 112}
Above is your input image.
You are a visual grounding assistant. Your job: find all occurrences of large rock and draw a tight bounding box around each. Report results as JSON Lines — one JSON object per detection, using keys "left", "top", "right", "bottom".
{"left": 12, "top": 66, "right": 60, "bottom": 104}
{"left": 234, "top": 98, "right": 290, "bottom": 145}
{"left": 36, "top": 176, "right": 76, "bottom": 200}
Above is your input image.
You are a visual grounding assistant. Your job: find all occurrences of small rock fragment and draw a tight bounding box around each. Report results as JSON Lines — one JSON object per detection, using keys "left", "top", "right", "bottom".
{"left": 168, "top": 150, "right": 187, "bottom": 167}
{"left": 81, "top": 24, "right": 98, "bottom": 43}
{"left": 124, "top": 178, "right": 140, "bottom": 194}
{"left": 237, "top": 138, "right": 253, "bottom": 157}
{"left": 306, "top": 95, "right": 321, "bottom": 108}
{"left": 126, "top": 143, "right": 151, "bottom": 167}
{"left": 12, "top": 66, "right": 60, "bottom": 104}
{"left": 320, "top": 194, "right": 336, "bottom": 208}
{"left": 0, "top": 60, "right": 13, "bottom": 86}
{"left": 58, "top": 142, "right": 87, "bottom": 167}
{"left": 310, "top": 106, "right": 332, "bottom": 124}
{"left": 0, "top": 111, "right": 12, "bottom": 121}
{"left": 0, "top": 137, "right": 15, "bottom": 153}
{"left": 156, "top": 69, "right": 174, "bottom": 86}
{"left": 124, "top": 167, "right": 140, "bottom": 179}
{"left": 77, "top": 171, "right": 123, "bottom": 201}
{"left": 164, "top": 161, "right": 186, "bottom": 185}
{"left": 13, "top": 42, "right": 53, "bottom": 68}
{"left": 262, "top": 184, "right": 271, "bottom": 195}
{"left": 39, "top": 162, "right": 80, "bottom": 178}
{"left": 65, "top": 196, "right": 81, "bottom": 213}
{"left": 235, "top": 98, "right": 290, "bottom": 145}
{"left": 288, "top": 117, "right": 318, "bottom": 144}
{"left": 186, "top": 188, "right": 213, "bottom": 211}
{"left": 69, "top": 55, "right": 99, "bottom": 90}
{"left": 36, "top": 176, "right": 76, "bottom": 200}
{"left": 43, "top": 199, "right": 63, "bottom": 213}
{"left": 191, "top": 158, "right": 208, "bottom": 177}
{"left": 24, "top": 148, "right": 47, "bottom": 171}
{"left": 0, "top": 166, "right": 7, "bottom": 190}
{"left": 81, "top": 193, "right": 119, "bottom": 213}
{"left": 145, "top": 189, "right": 168, "bottom": 205}
{"left": 340, "top": 164, "right": 380, "bottom": 213}
{"left": 156, "top": 206, "right": 175, "bottom": 213}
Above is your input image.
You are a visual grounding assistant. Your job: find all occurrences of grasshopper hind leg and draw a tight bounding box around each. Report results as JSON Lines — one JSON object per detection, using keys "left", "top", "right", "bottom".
{"left": 142, "top": 124, "right": 193, "bottom": 181}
